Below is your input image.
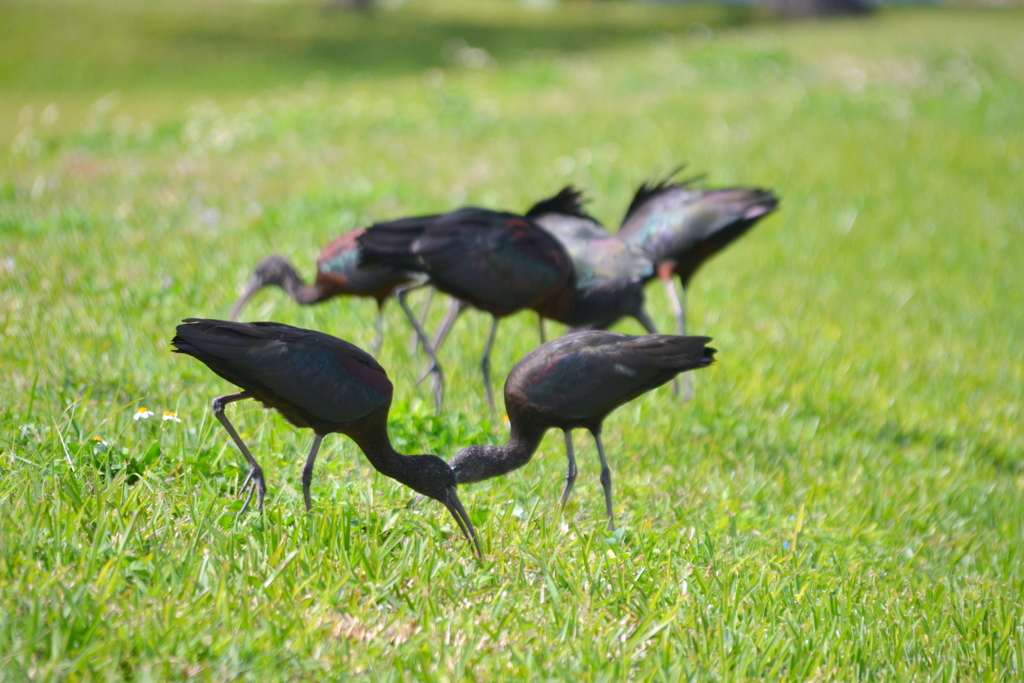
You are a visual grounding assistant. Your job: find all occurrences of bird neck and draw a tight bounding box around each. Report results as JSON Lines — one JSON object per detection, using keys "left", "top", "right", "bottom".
{"left": 273, "top": 262, "right": 324, "bottom": 304}
{"left": 347, "top": 419, "right": 402, "bottom": 476}
{"left": 449, "top": 421, "right": 546, "bottom": 485}
{"left": 345, "top": 414, "right": 435, "bottom": 495}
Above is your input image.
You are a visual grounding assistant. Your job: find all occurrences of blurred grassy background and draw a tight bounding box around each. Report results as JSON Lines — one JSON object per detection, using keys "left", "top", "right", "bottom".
{"left": 2, "top": 0, "right": 1023, "bottom": 679}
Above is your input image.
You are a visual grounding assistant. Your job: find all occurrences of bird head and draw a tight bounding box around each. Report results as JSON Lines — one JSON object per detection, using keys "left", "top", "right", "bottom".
{"left": 229, "top": 255, "right": 296, "bottom": 320}
{"left": 407, "top": 455, "right": 482, "bottom": 559}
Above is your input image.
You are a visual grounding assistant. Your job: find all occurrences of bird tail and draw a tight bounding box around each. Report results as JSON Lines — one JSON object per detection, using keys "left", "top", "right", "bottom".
{"left": 632, "top": 335, "right": 717, "bottom": 372}
{"left": 356, "top": 214, "right": 440, "bottom": 271}
{"left": 525, "top": 186, "right": 594, "bottom": 220}
{"left": 172, "top": 318, "right": 297, "bottom": 358}
{"left": 621, "top": 167, "right": 705, "bottom": 226}
{"left": 621, "top": 166, "right": 778, "bottom": 232}
{"left": 705, "top": 188, "right": 779, "bottom": 224}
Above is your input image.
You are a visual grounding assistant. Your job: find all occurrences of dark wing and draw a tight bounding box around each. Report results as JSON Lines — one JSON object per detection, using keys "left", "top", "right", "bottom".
{"left": 317, "top": 229, "right": 410, "bottom": 297}
{"left": 619, "top": 173, "right": 779, "bottom": 267}
{"left": 357, "top": 214, "right": 442, "bottom": 272}
{"left": 406, "top": 208, "right": 574, "bottom": 316}
{"left": 619, "top": 168, "right": 704, "bottom": 231}
{"left": 617, "top": 172, "right": 705, "bottom": 258}
{"left": 172, "top": 319, "right": 392, "bottom": 428}
{"left": 508, "top": 331, "right": 714, "bottom": 422}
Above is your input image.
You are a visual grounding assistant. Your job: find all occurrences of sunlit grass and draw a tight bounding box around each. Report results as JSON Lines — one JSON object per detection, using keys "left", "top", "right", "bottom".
{"left": 2, "top": 0, "right": 1023, "bottom": 678}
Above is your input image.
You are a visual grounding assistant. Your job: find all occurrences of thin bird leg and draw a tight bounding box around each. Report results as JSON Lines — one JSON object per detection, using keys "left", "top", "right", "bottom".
{"left": 211, "top": 391, "right": 266, "bottom": 515}
{"left": 397, "top": 283, "right": 445, "bottom": 411}
{"left": 634, "top": 307, "right": 658, "bottom": 334}
{"left": 591, "top": 428, "right": 616, "bottom": 531}
{"left": 558, "top": 429, "right": 578, "bottom": 513}
{"left": 300, "top": 433, "right": 325, "bottom": 512}
{"left": 538, "top": 314, "right": 547, "bottom": 344}
{"left": 372, "top": 300, "right": 384, "bottom": 357}
{"left": 410, "top": 287, "right": 436, "bottom": 357}
{"left": 431, "top": 298, "right": 465, "bottom": 355}
{"left": 662, "top": 277, "right": 693, "bottom": 401}
{"left": 667, "top": 278, "right": 694, "bottom": 402}
{"left": 663, "top": 275, "right": 686, "bottom": 337}
{"left": 480, "top": 316, "right": 500, "bottom": 413}
{"left": 416, "top": 298, "right": 465, "bottom": 385}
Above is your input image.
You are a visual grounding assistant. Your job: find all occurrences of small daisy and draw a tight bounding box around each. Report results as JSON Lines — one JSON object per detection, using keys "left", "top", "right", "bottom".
{"left": 134, "top": 407, "right": 154, "bottom": 421}
{"left": 162, "top": 411, "right": 182, "bottom": 423}
{"left": 92, "top": 436, "right": 109, "bottom": 447}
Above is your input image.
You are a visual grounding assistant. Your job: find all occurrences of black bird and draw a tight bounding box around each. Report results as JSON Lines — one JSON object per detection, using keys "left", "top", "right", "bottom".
{"left": 616, "top": 173, "right": 777, "bottom": 401}
{"left": 448, "top": 331, "right": 716, "bottom": 530}
{"left": 228, "top": 229, "right": 412, "bottom": 355}
{"left": 171, "top": 318, "right": 481, "bottom": 557}
{"left": 617, "top": 173, "right": 779, "bottom": 339}
{"left": 357, "top": 208, "right": 575, "bottom": 412}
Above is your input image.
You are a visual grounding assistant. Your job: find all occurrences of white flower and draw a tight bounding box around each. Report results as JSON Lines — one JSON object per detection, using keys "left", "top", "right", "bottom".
{"left": 134, "top": 407, "right": 154, "bottom": 421}
{"left": 162, "top": 411, "right": 181, "bottom": 423}
{"left": 92, "top": 436, "right": 109, "bottom": 447}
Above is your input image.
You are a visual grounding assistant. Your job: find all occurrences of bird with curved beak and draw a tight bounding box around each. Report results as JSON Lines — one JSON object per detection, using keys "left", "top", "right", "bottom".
{"left": 449, "top": 331, "right": 716, "bottom": 531}
{"left": 172, "top": 318, "right": 481, "bottom": 558}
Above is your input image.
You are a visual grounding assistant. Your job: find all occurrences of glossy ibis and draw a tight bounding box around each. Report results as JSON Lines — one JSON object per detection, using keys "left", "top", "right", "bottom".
{"left": 617, "top": 172, "right": 779, "bottom": 338}
{"left": 228, "top": 228, "right": 412, "bottom": 355}
{"left": 171, "top": 318, "right": 481, "bottom": 557}
{"left": 448, "top": 331, "right": 716, "bottom": 530}
{"left": 357, "top": 208, "right": 575, "bottom": 412}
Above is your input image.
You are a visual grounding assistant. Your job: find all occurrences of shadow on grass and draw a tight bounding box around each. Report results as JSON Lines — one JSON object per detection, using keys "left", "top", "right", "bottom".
{"left": 178, "top": 9, "right": 758, "bottom": 75}
{"left": 876, "top": 420, "right": 1023, "bottom": 475}
{"left": 2, "top": 0, "right": 757, "bottom": 92}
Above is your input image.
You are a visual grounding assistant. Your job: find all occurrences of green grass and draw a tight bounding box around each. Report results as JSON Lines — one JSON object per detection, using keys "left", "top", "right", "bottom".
{"left": 2, "top": 0, "right": 1024, "bottom": 679}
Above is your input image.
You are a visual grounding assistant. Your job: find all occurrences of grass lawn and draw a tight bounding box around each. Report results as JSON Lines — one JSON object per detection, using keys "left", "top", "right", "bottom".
{"left": 2, "top": 0, "right": 1023, "bottom": 678}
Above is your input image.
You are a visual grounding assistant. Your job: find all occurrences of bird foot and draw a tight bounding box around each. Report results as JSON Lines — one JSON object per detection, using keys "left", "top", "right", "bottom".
{"left": 237, "top": 465, "right": 266, "bottom": 515}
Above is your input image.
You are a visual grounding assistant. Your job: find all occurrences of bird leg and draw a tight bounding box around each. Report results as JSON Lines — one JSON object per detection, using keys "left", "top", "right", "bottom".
{"left": 591, "top": 428, "right": 615, "bottom": 531}
{"left": 538, "top": 315, "right": 546, "bottom": 344}
{"left": 416, "top": 298, "right": 465, "bottom": 385}
{"left": 634, "top": 307, "right": 658, "bottom": 335}
{"left": 409, "top": 287, "right": 435, "bottom": 357}
{"left": 397, "top": 283, "right": 445, "bottom": 411}
{"left": 480, "top": 316, "right": 500, "bottom": 413}
{"left": 211, "top": 391, "right": 266, "bottom": 515}
{"left": 431, "top": 298, "right": 465, "bottom": 356}
{"left": 300, "top": 433, "right": 325, "bottom": 512}
{"left": 372, "top": 301, "right": 384, "bottom": 357}
{"left": 558, "top": 429, "right": 578, "bottom": 513}
{"left": 664, "top": 277, "right": 694, "bottom": 402}
{"left": 663, "top": 275, "right": 686, "bottom": 337}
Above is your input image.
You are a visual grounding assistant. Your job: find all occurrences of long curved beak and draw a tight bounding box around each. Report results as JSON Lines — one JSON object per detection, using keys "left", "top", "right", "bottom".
{"left": 229, "top": 276, "right": 262, "bottom": 321}
{"left": 444, "top": 486, "right": 482, "bottom": 559}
